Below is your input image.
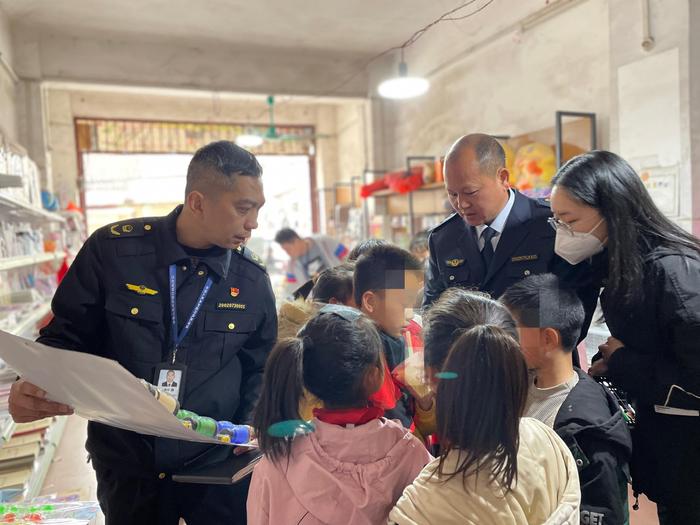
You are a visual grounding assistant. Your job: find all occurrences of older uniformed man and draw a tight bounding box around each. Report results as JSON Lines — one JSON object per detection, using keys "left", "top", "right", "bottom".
{"left": 423, "top": 134, "right": 597, "bottom": 340}
{"left": 8, "top": 141, "right": 277, "bottom": 524}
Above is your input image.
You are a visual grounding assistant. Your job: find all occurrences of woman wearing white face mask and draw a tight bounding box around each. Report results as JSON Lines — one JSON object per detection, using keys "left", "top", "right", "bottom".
{"left": 549, "top": 150, "right": 700, "bottom": 525}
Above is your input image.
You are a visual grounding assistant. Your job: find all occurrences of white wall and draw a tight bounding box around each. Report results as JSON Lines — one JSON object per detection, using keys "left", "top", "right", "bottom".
{"left": 609, "top": 0, "right": 697, "bottom": 234}
{"left": 370, "top": 0, "right": 610, "bottom": 170}
{"left": 0, "top": 7, "right": 18, "bottom": 141}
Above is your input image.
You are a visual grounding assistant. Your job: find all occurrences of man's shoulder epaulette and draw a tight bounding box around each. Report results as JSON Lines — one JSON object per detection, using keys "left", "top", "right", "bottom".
{"left": 236, "top": 246, "right": 267, "bottom": 273}
{"left": 430, "top": 213, "right": 460, "bottom": 235}
{"left": 102, "top": 217, "right": 158, "bottom": 239}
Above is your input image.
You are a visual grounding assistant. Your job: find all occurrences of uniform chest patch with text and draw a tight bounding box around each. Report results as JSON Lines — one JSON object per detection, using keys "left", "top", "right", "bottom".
{"left": 511, "top": 254, "right": 539, "bottom": 262}
{"left": 216, "top": 302, "right": 246, "bottom": 311}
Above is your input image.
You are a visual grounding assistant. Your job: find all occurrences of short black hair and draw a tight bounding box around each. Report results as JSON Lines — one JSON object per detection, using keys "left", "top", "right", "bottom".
{"left": 274, "top": 228, "right": 300, "bottom": 245}
{"left": 347, "top": 238, "right": 390, "bottom": 262}
{"left": 353, "top": 244, "right": 423, "bottom": 306}
{"left": 185, "top": 140, "right": 262, "bottom": 195}
{"left": 423, "top": 288, "right": 517, "bottom": 369}
{"left": 500, "top": 273, "right": 585, "bottom": 353}
{"left": 311, "top": 263, "right": 354, "bottom": 304}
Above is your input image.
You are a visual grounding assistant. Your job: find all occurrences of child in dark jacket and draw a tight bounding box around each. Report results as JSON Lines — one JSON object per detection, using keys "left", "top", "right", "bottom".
{"left": 353, "top": 244, "right": 424, "bottom": 428}
{"left": 501, "top": 273, "right": 633, "bottom": 525}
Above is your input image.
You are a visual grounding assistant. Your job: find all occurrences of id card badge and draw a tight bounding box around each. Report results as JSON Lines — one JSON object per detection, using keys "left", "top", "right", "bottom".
{"left": 154, "top": 362, "right": 187, "bottom": 403}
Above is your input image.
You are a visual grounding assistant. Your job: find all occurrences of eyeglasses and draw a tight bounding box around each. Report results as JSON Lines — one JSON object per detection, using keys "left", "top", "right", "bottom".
{"left": 547, "top": 217, "right": 575, "bottom": 236}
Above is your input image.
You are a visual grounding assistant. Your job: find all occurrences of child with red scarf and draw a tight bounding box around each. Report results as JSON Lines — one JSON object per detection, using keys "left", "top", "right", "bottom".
{"left": 248, "top": 305, "right": 431, "bottom": 525}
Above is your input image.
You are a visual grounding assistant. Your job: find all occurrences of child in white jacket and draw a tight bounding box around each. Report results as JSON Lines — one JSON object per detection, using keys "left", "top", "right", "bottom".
{"left": 390, "top": 324, "right": 580, "bottom": 525}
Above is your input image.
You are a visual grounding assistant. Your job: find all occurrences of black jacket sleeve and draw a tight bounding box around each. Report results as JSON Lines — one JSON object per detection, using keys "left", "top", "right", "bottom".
{"left": 233, "top": 273, "right": 278, "bottom": 424}
{"left": 607, "top": 254, "right": 700, "bottom": 407}
{"left": 37, "top": 233, "right": 107, "bottom": 356}
{"left": 574, "top": 425, "right": 631, "bottom": 525}
{"left": 422, "top": 233, "right": 445, "bottom": 308}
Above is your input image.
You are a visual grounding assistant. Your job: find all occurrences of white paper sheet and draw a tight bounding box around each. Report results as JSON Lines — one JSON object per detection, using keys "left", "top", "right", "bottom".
{"left": 0, "top": 330, "right": 253, "bottom": 447}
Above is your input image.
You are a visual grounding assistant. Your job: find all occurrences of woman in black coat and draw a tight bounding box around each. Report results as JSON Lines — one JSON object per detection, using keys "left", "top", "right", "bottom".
{"left": 549, "top": 150, "right": 700, "bottom": 525}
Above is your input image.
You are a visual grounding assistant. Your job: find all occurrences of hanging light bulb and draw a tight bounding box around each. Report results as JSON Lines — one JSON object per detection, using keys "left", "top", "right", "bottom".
{"left": 378, "top": 49, "right": 429, "bottom": 100}
{"left": 236, "top": 133, "right": 264, "bottom": 148}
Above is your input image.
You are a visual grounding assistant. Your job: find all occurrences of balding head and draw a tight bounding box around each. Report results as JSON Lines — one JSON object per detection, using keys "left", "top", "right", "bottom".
{"left": 445, "top": 134, "right": 506, "bottom": 177}
{"left": 443, "top": 133, "right": 511, "bottom": 226}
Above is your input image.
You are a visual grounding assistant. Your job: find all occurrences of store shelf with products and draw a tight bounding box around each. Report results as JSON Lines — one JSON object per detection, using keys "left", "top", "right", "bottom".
{"left": 0, "top": 417, "right": 68, "bottom": 501}
{"left": 0, "top": 136, "right": 70, "bottom": 506}
{"left": 0, "top": 252, "right": 64, "bottom": 273}
{"left": 363, "top": 111, "right": 598, "bottom": 244}
{"left": 363, "top": 156, "right": 450, "bottom": 244}
{"left": 0, "top": 174, "right": 23, "bottom": 189}
{"left": 25, "top": 416, "right": 68, "bottom": 500}
{"left": 0, "top": 194, "right": 65, "bottom": 225}
{"left": 10, "top": 303, "right": 53, "bottom": 340}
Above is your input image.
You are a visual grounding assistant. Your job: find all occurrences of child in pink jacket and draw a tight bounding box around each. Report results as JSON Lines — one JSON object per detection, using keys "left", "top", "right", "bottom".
{"left": 247, "top": 304, "right": 432, "bottom": 525}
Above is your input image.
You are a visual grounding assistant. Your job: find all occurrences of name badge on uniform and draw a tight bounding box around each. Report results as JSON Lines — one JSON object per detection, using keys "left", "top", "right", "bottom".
{"left": 445, "top": 259, "right": 465, "bottom": 268}
{"left": 511, "top": 255, "right": 539, "bottom": 262}
{"left": 154, "top": 362, "right": 187, "bottom": 403}
{"left": 217, "top": 302, "right": 246, "bottom": 311}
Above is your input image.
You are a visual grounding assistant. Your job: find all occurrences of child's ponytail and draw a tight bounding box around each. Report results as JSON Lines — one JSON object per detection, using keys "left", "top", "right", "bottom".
{"left": 253, "top": 338, "right": 305, "bottom": 463}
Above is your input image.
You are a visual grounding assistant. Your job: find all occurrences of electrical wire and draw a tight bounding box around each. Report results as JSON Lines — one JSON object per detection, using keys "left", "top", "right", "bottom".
{"left": 247, "top": 0, "right": 496, "bottom": 120}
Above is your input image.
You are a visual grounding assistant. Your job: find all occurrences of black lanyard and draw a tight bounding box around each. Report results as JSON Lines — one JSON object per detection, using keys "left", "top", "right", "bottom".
{"left": 168, "top": 264, "right": 213, "bottom": 364}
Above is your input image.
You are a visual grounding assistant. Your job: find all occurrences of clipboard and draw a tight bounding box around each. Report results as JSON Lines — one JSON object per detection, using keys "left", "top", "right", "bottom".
{"left": 172, "top": 448, "right": 263, "bottom": 485}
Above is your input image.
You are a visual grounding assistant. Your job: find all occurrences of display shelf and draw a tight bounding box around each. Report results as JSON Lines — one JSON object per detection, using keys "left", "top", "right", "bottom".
{"left": 0, "top": 252, "right": 63, "bottom": 273}
{"left": 11, "top": 303, "right": 52, "bottom": 338}
{"left": 0, "top": 175, "right": 23, "bottom": 189}
{"left": 370, "top": 181, "right": 444, "bottom": 199}
{"left": 25, "top": 416, "right": 68, "bottom": 500}
{"left": 0, "top": 194, "right": 65, "bottom": 224}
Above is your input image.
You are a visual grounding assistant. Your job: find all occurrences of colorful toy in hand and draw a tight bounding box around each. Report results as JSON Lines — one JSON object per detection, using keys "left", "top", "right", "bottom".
{"left": 176, "top": 410, "right": 251, "bottom": 444}
{"left": 141, "top": 380, "right": 250, "bottom": 444}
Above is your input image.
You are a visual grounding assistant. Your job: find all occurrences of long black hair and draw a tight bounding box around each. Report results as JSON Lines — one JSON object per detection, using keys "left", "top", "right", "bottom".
{"left": 435, "top": 325, "right": 528, "bottom": 492}
{"left": 253, "top": 306, "right": 383, "bottom": 463}
{"left": 553, "top": 150, "right": 700, "bottom": 308}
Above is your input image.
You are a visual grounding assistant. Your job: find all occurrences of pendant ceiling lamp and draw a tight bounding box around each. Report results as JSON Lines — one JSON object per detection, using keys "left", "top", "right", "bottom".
{"left": 235, "top": 132, "right": 264, "bottom": 148}
{"left": 377, "top": 49, "right": 429, "bottom": 100}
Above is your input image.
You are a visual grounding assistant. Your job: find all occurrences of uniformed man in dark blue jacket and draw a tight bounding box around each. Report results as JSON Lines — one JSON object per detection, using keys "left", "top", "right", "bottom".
{"left": 423, "top": 134, "right": 597, "bottom": 342}
{"left": 8, "top": 141, "right": 277, "bottom": 524}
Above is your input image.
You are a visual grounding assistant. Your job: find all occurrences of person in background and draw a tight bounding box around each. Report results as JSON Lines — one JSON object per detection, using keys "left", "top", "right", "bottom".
{"left": 549, "top": 150, "right": 700, "bottom": 524}
{"left": 248, "top": 305, "right": 432, "bottom": 525}
{"left": 501, "top": 273, "right": 633, "bottom": 525}
{"left": 9, "top": 141, "right": 277, "bottom": 524}
{"left": 347, "top": 238, "right": 389, "bottom": 262}
{"left": 277, "top": 263, "right": 356, "bottom": 340}
{"left": 423, "top": 134, "right": 598, "bottom": 354}
{"left": 390, "top": 325, "right": 580, "bottom": 525}
{"left": 354, "top": 245, "right": 424, "bottom": 428}
{"left": 275, "top": 228, "right": 348, "bottom": 287}
{"left": 409, "top": 230, "right": 430, "bottom": 269}
{"left": 417, "top": 288, "right": 519, "bottom": 441}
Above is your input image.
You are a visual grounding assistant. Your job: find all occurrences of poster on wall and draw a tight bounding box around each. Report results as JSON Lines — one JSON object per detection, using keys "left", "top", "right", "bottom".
{"left": 639, "top": 165, "right": 680, "bottom": 217}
